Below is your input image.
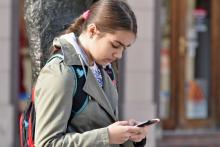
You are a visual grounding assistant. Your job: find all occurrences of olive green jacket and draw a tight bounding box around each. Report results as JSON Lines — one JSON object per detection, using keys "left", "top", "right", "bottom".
{"left": 34, "top": 37, "right": 135, "bottom": 147}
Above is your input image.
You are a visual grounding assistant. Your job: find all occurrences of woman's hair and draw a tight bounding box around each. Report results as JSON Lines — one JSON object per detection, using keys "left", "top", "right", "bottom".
{"left": 50, "top": 0, "right": 137, "bottom": 55}
{"left": 66, "top": 0, "right": 137, "bottom": 36}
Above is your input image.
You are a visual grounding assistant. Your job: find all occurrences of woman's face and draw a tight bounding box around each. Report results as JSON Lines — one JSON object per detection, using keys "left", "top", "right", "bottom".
{"left": 89, "top": 30, "right": 136, "bottom": 65}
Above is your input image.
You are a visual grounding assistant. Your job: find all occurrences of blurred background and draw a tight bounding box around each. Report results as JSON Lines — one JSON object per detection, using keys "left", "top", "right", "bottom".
{"left": 0, "top": 0, "right": 220, "bottom": 146}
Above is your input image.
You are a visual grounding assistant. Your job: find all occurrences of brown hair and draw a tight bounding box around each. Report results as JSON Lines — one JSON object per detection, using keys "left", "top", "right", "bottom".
{"left": 65, "top": 0, "right": 137, "bottom": 36}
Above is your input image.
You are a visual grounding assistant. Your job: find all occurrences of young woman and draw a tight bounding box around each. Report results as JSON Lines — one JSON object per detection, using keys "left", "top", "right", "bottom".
{"left": 34, "top": 0, "right": 149, "bottom": 146}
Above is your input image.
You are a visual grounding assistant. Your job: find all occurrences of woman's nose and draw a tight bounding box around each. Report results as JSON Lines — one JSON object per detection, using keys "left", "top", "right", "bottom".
{"left": 113, "top": 50, "right": 123, "bottom": 59}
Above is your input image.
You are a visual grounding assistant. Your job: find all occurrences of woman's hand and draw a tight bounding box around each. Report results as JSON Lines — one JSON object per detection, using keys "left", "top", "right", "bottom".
{"left": 107, "top": 121, "right": 139, "bottom": 144}
{"left": 129, "top": 126, "right": 148, "bottom": 142}
{"left": 127, "top": 119, "right": 149, "bottom": 143}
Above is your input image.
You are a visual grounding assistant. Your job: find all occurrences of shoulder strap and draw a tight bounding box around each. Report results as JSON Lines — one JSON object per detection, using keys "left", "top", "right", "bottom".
{"left": 47, "top": 54, "right": 89, "bottom": 118}
{"left": 20, "top": 54, "right": 89, "bottom": 147}
{"left": 69, "top": 65, "right": 88, "bottom": 116}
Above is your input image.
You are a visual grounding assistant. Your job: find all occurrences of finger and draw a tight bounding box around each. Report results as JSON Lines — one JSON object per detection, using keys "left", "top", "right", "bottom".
{"left": 142, "top": 126, "right": 149, "bottom": 135}
{"left": 117, "top": 121, "right": 129, "bottom": 126}
{"left": 143, "top": 126, "right": 149, "bottom": 131}
{"left": 134, "top": 126, "right": 148, "bottom": 136}
{"left": 120, "top": 135, "right": 130, "bottom": 143}
{"left": 127, "top": 126, "right": 142, "bottom": 133}
{"left": 129, "top": 137, "right": 142, "bottom": 143}
{"left": 134, "top": 138, "right": 143, "bottom": 143}
{"left": 130, "top": 135, "right": 145, "bottom": 142}
{"left": 128, "top": 118, "right": 137, "bottom": 126}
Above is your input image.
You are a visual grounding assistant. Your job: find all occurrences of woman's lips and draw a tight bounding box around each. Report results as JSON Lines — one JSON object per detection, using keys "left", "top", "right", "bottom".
{"left": 104, "top": 59, "right": 113, "bottom": 63}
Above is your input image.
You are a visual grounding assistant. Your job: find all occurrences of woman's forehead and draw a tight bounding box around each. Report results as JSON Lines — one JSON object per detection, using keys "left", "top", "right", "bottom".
{"left": 109, "top": 30, "right": 136, "bottom": 44}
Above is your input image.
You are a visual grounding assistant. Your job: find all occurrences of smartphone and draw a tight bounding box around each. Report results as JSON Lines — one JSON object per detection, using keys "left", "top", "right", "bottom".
{"left": 136, "top": 118, "right": 160, "bottom": 127}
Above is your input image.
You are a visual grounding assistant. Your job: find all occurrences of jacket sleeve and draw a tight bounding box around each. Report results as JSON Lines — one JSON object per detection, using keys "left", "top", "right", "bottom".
{"left": 34, "top": 59, "right": 110, "bottom": 147}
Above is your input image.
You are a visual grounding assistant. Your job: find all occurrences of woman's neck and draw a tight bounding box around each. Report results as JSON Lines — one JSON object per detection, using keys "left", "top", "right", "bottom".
{"left": 77, "top": 34, "right": 94, "bottom": 66}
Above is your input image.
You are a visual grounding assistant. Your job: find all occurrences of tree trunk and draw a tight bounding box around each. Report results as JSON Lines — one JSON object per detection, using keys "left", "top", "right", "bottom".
{"left": 24, "top": 0, "right": 95, "bottom": 82}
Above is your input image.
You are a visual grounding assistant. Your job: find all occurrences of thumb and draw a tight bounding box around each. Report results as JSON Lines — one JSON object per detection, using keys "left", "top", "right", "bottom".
{"left": 128, "top": 118, "right": 138, "bottom": 126}
{"left": 117, "top": 121, "right": 129, "bottom": 126}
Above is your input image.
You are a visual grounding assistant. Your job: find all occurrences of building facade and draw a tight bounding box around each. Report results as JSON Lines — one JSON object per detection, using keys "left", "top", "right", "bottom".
{"left": 123, "top": 0, "right": 157, "bottom": 146}
{"left": 1, "top": 0, "right": 220, "bottom": 147}
{"left": 0, "top": 0, "right": 19, "bottom": 146}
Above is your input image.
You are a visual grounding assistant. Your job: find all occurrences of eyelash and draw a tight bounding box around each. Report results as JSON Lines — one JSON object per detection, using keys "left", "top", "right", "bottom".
{"left": 111, "top": 43, "right": 120, "bottom": 49}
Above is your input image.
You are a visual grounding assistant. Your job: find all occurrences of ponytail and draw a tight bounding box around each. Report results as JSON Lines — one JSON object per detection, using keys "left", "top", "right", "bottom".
{"left": 65, "top": 15, "right": 86, "bottom": 36}
{"left": 50, "top": 14, "right": 86, "bottom": 55}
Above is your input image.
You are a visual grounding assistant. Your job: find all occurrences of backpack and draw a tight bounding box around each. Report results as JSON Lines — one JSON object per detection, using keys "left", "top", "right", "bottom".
{"left": 19, "top": 54, "right": 88, "bottom": 147}
{"left": 19, "top": 54, "right": 115, "bottom": 147}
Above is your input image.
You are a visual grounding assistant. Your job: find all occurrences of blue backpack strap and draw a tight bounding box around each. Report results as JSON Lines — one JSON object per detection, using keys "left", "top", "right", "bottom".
{"left": 47, "top": 54, "right": 89, "bottom": 118}
{"left": 68, "top": 65, "right": 88, "bottom": 118}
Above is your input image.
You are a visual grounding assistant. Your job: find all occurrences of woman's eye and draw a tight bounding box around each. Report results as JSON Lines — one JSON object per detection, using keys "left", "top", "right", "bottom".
{"left": 111, "top": 43, "right": 120, "bottom": 48}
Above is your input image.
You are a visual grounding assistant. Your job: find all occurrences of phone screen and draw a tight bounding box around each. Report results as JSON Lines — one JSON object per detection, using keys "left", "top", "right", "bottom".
{"left": 136, "top": 118, "right": 160, "bottom": 127}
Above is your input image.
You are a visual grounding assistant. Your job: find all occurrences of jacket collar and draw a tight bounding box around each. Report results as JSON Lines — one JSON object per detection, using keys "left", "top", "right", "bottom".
{"left": 53, "top": 36, "right": 82, "bottom": 66}
{"left": 83, "top": 69, "right": 117, "bottom": 121}
{"left": 55, "top": 36, "right": 117, "bottom": 121}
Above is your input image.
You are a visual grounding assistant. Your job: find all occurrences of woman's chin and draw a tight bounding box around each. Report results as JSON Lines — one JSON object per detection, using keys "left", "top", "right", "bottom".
{"left": 96, "top": 59, "right": 112, "bottom": 66}
{"left": 98, "top": 62, "right": 110, "bottom": 66}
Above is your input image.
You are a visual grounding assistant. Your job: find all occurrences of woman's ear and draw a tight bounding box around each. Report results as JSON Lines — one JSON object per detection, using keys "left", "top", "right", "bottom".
{"left": 86, "top": 23, "right": 100, "bottom": 38}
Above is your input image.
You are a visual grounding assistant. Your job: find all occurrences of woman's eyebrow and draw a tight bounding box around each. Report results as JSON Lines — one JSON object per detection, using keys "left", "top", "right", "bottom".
{"left": 115, "top": 40, "right": 131, "bottom": 48}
